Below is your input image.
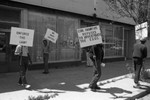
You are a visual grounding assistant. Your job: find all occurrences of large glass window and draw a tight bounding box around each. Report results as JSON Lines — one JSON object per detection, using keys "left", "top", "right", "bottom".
{"left": 0, "top": 6, "right": 20, "bottom": 65}
{"left": 0, "top": 33, "right": 6, "bottom": 62}
{"left": 101, "top": 23, "right": 124, "bottom": 57}
{"left": 57, "top": 16, "right": 80, "bottom": 61}
{"left": 28, "top": 11, "right": 57, "bottom": 62}
{"left": 28, "top": 11, "right": 80, "bottom": 63}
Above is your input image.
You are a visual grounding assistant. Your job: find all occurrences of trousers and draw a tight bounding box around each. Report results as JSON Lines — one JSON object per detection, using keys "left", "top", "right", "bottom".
{"left": 89, "top": 58, "right": 102, "bottom": 88}
{"left": 18, "top": 56, "right": 29, "bottom": 84}
{"left": 133, "top": 57, "right": 143, "bottom": 84}
{"left": 43, "top": 53, "right": 49, "bottom": 72}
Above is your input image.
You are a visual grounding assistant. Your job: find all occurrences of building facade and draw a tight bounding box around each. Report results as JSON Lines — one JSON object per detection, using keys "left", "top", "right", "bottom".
{"left": 0, "top": 0, "right": 135, "bottom": 73}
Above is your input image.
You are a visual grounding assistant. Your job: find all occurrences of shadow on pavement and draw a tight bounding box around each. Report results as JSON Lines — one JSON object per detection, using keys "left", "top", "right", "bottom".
{"left": 96, "top": 87, "right": 132, "bottom": 99}
{"left": 0, "top": 73, "right": 23, "bottom": 93}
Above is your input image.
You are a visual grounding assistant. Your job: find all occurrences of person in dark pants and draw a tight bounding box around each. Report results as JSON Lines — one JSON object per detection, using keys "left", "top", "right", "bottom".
{"left": 132, "top": 38, "right": 147, "bottom": 87}
{"left": 85, "top": 44, "right": 104, "bottom": 91}
{"left": 42, "top": 39, "right": 50, "bottom": 74}
{"left": 15, "top": 45, "right": 32, "bottom": 89}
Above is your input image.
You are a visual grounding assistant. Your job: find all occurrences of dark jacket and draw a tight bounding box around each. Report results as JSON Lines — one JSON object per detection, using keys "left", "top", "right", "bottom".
{"left": 84, "top": 44, "right": 104, "bottom": 62}
{"left": 132, "top": 43, "right": 147, "bottom": 59}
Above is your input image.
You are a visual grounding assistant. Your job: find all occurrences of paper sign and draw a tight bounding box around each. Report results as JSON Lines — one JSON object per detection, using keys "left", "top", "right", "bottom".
{"left": 135, "top": 22, "right": 148, "bottom": 40}
{"left": 9, "top": 27, "right": 34, "bottom": 47}
{"left": 77, "top": 25, "right": 102, "bottom": 48}
{"left": 44, "top": 28, "right": 58, "bottom": 43}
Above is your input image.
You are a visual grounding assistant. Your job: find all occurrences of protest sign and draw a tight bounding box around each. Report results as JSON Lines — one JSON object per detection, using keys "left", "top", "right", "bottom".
{"left": 9, "top": 27, "right": 34, "bottom": 47}
{"left": 135, "top": 22, "right": 148, "bottom": 40}
{"left": 77, "top": 25, "right": 102, "bottom": 48}
{"left": 44, "top": 28, "right": 58, "bottom": 43}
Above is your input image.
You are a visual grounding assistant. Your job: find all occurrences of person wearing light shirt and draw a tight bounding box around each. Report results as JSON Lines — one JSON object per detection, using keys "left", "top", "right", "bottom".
{"left": 42, "top": 39, "right": 50, "bottom": 74}
{"left": 15, "top": 45, "right": 32, "bottom": 89}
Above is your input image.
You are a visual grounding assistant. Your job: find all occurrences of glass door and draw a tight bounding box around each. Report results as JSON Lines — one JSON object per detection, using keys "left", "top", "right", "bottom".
{"left": 0, "top": 6, "right": 20, "bottom": 73}
{"left": 0, "top": 32, "right": 6, "bottom": 62}
{"left": 0, "top": 31, "right": 19, "bottom": 73}
{"left": 0, "top": 32, "right": 9, "bottom": 72}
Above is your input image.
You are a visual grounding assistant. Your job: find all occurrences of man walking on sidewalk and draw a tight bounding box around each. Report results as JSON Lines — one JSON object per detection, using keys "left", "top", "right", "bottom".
{"left": 132, "top": 38, "right": 147, "bottom": 88}
{"left": 86, "top": 44, "right": 104, "bottom": 91}
{"left": 15, "top": 45, "right": 32, "bottom": 89}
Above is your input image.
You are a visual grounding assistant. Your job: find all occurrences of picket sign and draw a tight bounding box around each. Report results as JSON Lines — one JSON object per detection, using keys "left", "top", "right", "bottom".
{"left": 77, "top": 25, "right": 102, "bottom": 48}
{"left": 44, "top": 28, "right": 58, "bottom": 43}
{"left": 9, "top": 27, "right": 34, "bottom": 47}
{"left": 135, "top": 22, "right": 148, "bottom": 40}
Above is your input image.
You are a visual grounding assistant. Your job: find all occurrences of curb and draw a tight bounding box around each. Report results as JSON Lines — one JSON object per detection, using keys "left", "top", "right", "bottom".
{"left": 126, "top": 87, "right": 150, "bottom": 100}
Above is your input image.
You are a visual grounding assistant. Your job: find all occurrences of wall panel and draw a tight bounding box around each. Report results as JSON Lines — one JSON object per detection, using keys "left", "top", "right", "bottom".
{"left": 28, "top": 11, "right": 57, "bottom": 62}
{"left": 28, "top": 10, "right": 80, "bottom": 63}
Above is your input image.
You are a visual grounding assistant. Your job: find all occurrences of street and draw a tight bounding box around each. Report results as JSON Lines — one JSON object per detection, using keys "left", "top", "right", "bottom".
{"left": 0, "top": 60, "right": 150, "bottom": 100}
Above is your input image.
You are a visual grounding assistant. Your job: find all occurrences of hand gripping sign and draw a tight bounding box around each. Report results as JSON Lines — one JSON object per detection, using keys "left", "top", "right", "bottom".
{"left": 77, "top": 25, "right": 102, "bottom": 48}
{"left": 9, "top": 27, "right": 34, "bottom": 47}
{"left": 44, "top": 28, "right": 58, "bottom": 43}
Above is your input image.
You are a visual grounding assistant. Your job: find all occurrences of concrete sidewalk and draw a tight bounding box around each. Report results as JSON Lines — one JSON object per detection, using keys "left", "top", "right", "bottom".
{"left": 0, "top": 60, "right": 150, "bottom": 100}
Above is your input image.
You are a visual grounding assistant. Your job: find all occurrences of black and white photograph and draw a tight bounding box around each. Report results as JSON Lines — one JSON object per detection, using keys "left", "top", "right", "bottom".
{"left": 0, "top": 0, "right": 150, "bottom": 100}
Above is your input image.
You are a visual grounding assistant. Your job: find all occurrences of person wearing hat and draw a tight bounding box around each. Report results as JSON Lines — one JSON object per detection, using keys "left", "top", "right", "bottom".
{"left": 132, "top": 38, "right": 147, "bottom": 88}
{"left": 42, "top": 39, "right": 50, "bottom": 74}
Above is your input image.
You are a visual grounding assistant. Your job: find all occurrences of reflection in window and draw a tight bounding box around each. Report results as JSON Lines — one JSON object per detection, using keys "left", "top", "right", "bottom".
{"left": 102, "top": 24, "right": 124, "bottom": 57}
{"left": 0, "top": 33, "right": 6, "bottom": 53}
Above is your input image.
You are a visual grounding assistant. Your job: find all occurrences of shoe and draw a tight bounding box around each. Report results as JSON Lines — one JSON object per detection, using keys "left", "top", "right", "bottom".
{"left": 24, "top": 84, "right": 31, "bottom": 89}
{"left": 89, "top": 87, "right": 97, "bottom": 92}
{"left": 95, "top": 86, "right": 101, "bottom": 89}
{"left": 89, "top": 86, "right": 97, "bottom": 92}
{"left": 42, "top": 72, "right": 49, "bottom": 74}
{"left": 18, "top": 83, "right": 23, "bottom": 86}
{"left": 133, "top": 83, "right": 140, "bottom": 88}
{"left": 86, "top": 65, "right": 92, "bottom": 67}
{"left": 90, "top": 88, "right": 96, "bottom": 92}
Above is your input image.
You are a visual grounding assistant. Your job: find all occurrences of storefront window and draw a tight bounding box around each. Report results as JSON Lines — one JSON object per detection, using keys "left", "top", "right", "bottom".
{"left": 0, "top": 33, "right": 6, "bottom": 53}
{"left": 28, "top": 11, "right": 80, "bottom": 63}
{"left": 0, "top": 33, "right": 6, "bottom": 62}
{"left": 101, "top": 23, "right": 124, "bottom": 57}
{"left": 0, "top": 6, "right": 20, "bottom": 64}
{"left": 113, "top": 26, "right": 124, "bottom": 56}
{"left": 57, "top": 16, "right": 80, "bottom": 61}
{"left": 28, "top": 11, "right": 57, "bottom": 62}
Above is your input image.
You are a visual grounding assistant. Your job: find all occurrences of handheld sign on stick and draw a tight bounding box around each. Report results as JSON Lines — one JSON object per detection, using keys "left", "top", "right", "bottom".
{"left": 77, "top": 25, "right": 103, "bottom": 68}
{"left": 77, "top": 25, "right": 102, "bottom": 48}
{"left": 44, "top": 28, "right": 58, "bottom": 43}
{"left": 10, "top": 27, "right": 34, "bottom": 69}
{"left": 10, "top": 27, "right": 34, "bottom": 47}
{"left": 135, "top": 22, "right": 148, "bottom": 40}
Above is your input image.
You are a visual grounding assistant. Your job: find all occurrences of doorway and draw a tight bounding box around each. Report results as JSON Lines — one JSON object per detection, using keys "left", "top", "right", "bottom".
{"left": 0, "top": 30, "right": 18, "bottom": 73}
{"left": 0, "top": 32, "right": 8, "bottom": 72}
{"left": 0, "top": 5, "right": 21, "bottom": 73}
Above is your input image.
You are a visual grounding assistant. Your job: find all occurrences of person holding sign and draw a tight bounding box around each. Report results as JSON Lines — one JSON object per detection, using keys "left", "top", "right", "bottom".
{"left": 132, "top": 38, "right": 147, "bottom": 88}
{"left": 42, "top": 39, "right": 50, "bottom": 74}
{"left": 15, "top": 45, "right": 32, "bottom": 89}
{"left": 86, "top": 43, "right": 104, "bottom": 91}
